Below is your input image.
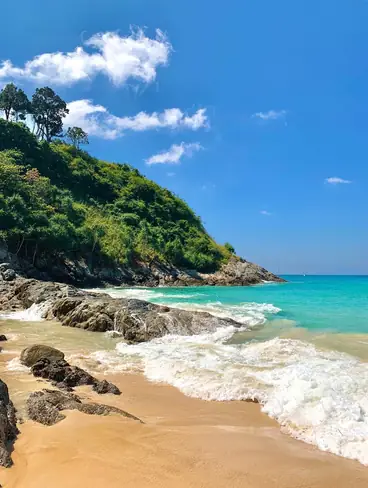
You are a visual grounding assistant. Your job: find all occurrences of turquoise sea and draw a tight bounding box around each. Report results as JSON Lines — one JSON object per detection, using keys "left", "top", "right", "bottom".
{"left": 104, "top": 275, "right": 368, "bottom": 334}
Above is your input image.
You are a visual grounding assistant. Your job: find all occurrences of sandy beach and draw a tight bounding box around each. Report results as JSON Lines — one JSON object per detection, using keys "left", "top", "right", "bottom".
{"left": 1, "top": 372, "right": 368, "bottom": 488}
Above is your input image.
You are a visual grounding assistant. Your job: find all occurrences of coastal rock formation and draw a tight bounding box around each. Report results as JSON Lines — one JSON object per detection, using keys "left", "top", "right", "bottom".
{"left": 0, "top": 275, "right": 243, "bottom": 342}
{"left": 50, "top": 296, "right": 240, "bottom": 340}
{"left": 0, "top": 275, "right": 87, "bottom": 312}
{"left": 20, "top": 345, "right": 65, "bottom": 367}
{"left": 0, "top": 380, "right": 18, "bottom": 467}
{"left": 27, "top": 389, "right": 141, "bottom": 426}
{"left": 21, "top": 347, "right": 121, "bottom": 395}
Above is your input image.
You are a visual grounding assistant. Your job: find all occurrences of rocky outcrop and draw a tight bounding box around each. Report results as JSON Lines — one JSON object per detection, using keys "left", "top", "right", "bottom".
{"left": 50, "top": 296, "right": 240, "bottom": 340}
{"left": 0, "top": 380, "right": 18, "bottom": 467}
{"left": 27, "top": 389, "right": 141, "bottom": 426}
{"left": 20, "top": 345, "right": 65, "bottom": 367}
{"left": 30, "top": 357, "right": 121, "bottom": 395}
{"left": 0, "top": 274, "right": 87, "bottom": 312}
{"left": 20, "top": 346, "right": 121, "bottom": 395}
{"left": 0, "top": 273, "right": 244, "bottom": 341}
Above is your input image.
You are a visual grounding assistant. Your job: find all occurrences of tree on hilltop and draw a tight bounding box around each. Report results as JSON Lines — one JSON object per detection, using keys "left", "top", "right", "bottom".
{"left": 66, "top": 126, "right": 89, "bottom": 148}
{"left": 0, "top": 83, "right": 30, "bottom": 121}
{"left": 31, "top": 87, "right": 69, "bottom": 142}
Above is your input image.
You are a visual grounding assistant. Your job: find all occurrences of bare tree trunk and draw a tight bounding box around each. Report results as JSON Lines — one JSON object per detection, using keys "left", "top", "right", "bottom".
{"left": 16, "top": 235, "right": 25, "bottom": 256}
{"left": 32, "top": 243, "right": 38, "bottom": 266}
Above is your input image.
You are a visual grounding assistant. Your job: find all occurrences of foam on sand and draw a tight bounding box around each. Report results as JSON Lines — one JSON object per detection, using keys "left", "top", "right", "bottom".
{"left": 90, "top": 333, "right": 368, "bottom": 466}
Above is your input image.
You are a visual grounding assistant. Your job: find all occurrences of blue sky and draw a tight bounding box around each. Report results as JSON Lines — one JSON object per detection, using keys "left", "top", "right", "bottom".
{"left": 1, "top": 0, "right": 367, "bottom": 274}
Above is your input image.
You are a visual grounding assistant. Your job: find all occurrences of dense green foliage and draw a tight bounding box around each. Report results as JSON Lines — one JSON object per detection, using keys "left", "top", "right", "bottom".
{"left": 0, "top": 119, "right": 231, "bottom": 272}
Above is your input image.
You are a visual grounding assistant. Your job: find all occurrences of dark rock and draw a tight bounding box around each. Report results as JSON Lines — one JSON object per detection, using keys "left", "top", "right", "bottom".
{"left": 0, "top": 379, "right": 18, "bottom": 467}
{"left": 2, "top": 269, "right": 16, "bottom": 282}
{"left": 0, "top": 263, "right": 11, "bottom": 273}
{"left": 92, "top": 380, "right": 121, "bottom": 395}
{"left": 0, "top": 335, "right": 7, "bottom": 342}
{"left": 27, "top": 389, "right": 141, "bottom": 426}
{"left": 20, "top": 345, "right": 65, "bottom": 367}
{"left": 30, "top": 358, "right": 120, "bottom": 395}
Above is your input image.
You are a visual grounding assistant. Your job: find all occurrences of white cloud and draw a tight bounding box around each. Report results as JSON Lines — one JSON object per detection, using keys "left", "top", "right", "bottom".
{"left": 0, "top": 29, "right": 171, "bottom": 86}
{"left": 167, "top": 172, "right": 176, "bottom": 177}
{"left": 253, "top": 110, "right": 287, "bottom": 121}
{"left": 64, "top": 100, "right": 208, "bottom": 139}
{"left": 325, "top": 177, "right": 352, "bottom": 185}
{"left": 260, "top": 210, "right": 272, "bottom": 216}
{"left": 146, "top": 142, "right": 202, "bottom": 165}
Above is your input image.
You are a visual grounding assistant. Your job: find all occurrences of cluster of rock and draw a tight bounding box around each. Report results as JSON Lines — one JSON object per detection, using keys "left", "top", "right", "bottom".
{"left": 0, "top": 274, "right": 242, "bottom": 341}
{"left": 0, "top": 344, "right": 140, "bottom": 466}
{"left": 21, "top": 346, "right": 119, "bottom": 394}
{"left": 20, "top": 345, "right": 120, "bottom": 394}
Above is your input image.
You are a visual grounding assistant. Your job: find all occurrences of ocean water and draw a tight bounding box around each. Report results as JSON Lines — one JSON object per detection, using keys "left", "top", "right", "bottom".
{"left": 91, "top": 276, "right": 368, "bottom": 465}
{"left": 2, "top": 276, "right": 368, "bottom": 465}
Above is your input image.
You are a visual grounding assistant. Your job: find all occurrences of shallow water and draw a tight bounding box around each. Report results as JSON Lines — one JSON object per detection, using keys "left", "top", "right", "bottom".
{"left": 1, "top": 276, "right": 368, "bottom": 465}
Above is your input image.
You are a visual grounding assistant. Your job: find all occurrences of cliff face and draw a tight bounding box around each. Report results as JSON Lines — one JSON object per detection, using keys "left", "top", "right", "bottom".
{"left": 1, "top": 244, "right": 284, "bottom": 287}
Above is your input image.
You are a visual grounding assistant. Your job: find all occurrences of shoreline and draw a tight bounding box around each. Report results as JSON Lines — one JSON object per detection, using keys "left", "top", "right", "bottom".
{"left": 1, "top": 372, "right": 368, "bottom": 488}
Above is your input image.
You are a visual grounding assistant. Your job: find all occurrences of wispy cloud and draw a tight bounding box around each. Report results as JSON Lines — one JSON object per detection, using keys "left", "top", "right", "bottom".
{"left": 202, "top": 183, "right": 216, "bottom": 191}
{"left": 325, "top": 177, "right": 352, "bottom": 185}
{"left": 146, "top": 142, "right": 202, "bottom": 165}
{"left": 260, "top": 210, "right": 272, "bottom": 216}
{"left": 167, "top": 172, "right": 176, "bottom": 177}
{"left": 253, "top": 110, "right": 287, "bottom": 121}
{"left": 64, "top": 100, "right": 209, "bottom": 139}
{"left": 0, "top": 28, "right": 171, "bottom": 86}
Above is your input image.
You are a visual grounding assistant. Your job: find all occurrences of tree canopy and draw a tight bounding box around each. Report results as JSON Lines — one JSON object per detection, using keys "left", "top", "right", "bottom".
{"left": 31, "top": 87, "right": 69, "bottom": 142}
{"left": 0, "top": 83, "right": 30, "bottom": 121}
{"left": 66, "top": 127, "right": 89, "bottom": 148}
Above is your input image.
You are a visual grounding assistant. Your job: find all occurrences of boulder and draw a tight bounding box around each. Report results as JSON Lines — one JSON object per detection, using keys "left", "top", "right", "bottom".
{"left": 0, "top": 336, "right": 7, "bottom": 342}
{"left": 2, "top": 269, "right": 16, "bottom": 282}
{"left": 30, "top": 357, "right": 120, "bottom": 395}
{"left": 27, "top": 389, "right": 141, "bottom": 426}
{"left": 0, "top": 380, "right": 18, "bottom": 467}
{"left": 50, "top": 296, "right": 241, "bottom": 342}
{"left": 20, "top": 345, "right": 65, "bottom": 367}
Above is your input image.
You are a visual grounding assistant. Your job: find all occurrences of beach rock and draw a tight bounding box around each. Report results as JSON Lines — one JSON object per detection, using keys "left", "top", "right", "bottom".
{"left": 30, "top": 357, "right": 121, "bottom": 395}
{"left": 27, "top": 389, "right": 141, "bottom": 426}
{"left": 20, "top": 345, "right": 65, "bottom": 367}
{"left": 0, "top": 335, "right": 7, "bottom": 342}
{"left": 0, "top": 379, "right": 18, "bottom": 467}
{"left": 50, "top": 295, "right": 241, "bottom": 341}
{"left": 0, "top": 276, "right": 89, "bottom": 313}
{"left": 2, "top": 269, "right": 16, "bottom": 282}
{"left": 92, "top": 379, "right": 120, "bottom": 395}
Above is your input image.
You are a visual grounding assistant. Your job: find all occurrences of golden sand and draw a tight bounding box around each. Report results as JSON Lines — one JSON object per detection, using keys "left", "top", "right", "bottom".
{"left": 1, "top": 374, "right": 368, "bottom": 488}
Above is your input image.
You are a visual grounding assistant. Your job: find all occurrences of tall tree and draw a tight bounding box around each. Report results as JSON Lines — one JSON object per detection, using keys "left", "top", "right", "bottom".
{"left": 0, "top": 83, "right": 30, "bottom": 121}
{"left": 31, "top": 87, "right": 69, "bottom": 142}
{"left": 66, "top": 126, "right": 89, "bottom": 148}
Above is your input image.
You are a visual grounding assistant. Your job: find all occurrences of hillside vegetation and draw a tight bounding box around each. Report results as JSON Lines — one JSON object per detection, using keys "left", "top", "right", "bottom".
{"left": 0, "top": 119, "right": 233, "bottom": 273}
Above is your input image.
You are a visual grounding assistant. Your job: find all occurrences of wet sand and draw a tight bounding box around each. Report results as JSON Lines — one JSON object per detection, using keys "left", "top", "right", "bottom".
{"left": 1, "top": 373, "right": 368, "bottom": 488}
{"left": 0, "top": 318, "right": 367, "bottom": 487}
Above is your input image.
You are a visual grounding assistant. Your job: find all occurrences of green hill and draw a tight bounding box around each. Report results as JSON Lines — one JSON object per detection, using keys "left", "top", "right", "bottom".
{"left": 0, "top": 119, "right": 233, "bottom": 279}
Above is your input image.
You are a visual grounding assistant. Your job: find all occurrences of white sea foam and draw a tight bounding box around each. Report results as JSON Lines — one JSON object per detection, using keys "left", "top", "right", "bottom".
{"left": 6, "top": 357, "right": 29, "bottom": 373}
{"left": 0, "top": 302, "right": 51, "bottom": 322}
{"left": 90, "top": 332, "right": 368, "bottom": 466}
